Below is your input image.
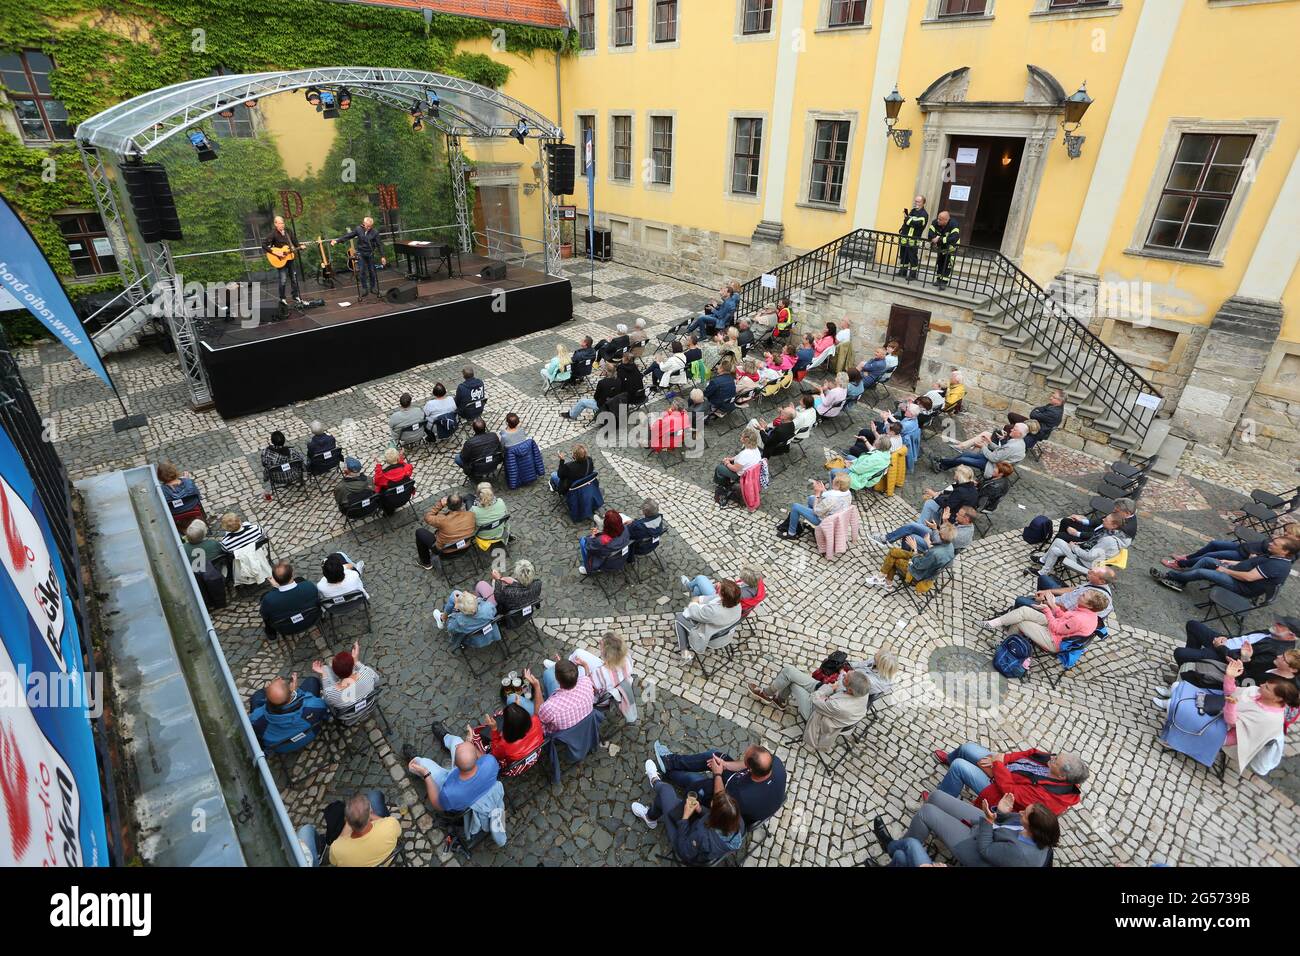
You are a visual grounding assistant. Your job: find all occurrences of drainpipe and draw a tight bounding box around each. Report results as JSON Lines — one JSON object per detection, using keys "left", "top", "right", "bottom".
{"left": 558, "top": 1, "right": 572, "bottom": 134}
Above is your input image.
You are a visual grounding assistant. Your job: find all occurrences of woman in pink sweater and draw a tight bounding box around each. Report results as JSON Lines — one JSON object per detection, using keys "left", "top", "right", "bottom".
{"left": 983, "top": 590, "right": 1107, "bottom": 653}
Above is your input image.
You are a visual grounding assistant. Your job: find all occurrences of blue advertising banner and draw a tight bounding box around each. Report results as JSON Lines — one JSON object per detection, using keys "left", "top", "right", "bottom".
{"left": 585, "top": 129, "right": 595, "bottom": 258}
{"left": 0, "top": 423, "right": 106, "bottom": 866}
{"left": 0, "top": 195, "right": 113, "bottom": 390}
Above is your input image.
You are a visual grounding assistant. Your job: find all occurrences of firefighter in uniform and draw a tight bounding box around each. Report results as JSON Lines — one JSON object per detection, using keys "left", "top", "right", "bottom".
{"left": 894, "top": 195, "right": 928, "bottom": 282}
{"left": 926, "top": 211, "right": 960, "bottom": 289}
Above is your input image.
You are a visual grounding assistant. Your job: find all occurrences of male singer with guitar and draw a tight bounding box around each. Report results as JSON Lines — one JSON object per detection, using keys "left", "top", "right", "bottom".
{"left": 331, "top": 216, "right": 387, "bottom": 299}
{"left": 262, "top": 215, "right": 307, "bottom": 308}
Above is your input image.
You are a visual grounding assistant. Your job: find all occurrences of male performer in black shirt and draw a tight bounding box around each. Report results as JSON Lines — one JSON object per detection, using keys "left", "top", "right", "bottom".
{"left": 331, "top": 216, "right": 387, "bottom": 298}
{"left": 262, "top": 215, "right": 306, "bottom": 308}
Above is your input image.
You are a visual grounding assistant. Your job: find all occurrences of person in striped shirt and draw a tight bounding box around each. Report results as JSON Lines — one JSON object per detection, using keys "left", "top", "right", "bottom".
{"left": 218, "top": 512, "right": 264, "bottom": 553}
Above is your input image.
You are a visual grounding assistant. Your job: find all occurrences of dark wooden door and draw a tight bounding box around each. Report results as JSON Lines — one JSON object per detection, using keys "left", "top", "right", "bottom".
{"left": 886, "top": 304, "right": 930, "bottom": 386}
{"left": 941, "top": 137, "right": 990, "bottom": 227}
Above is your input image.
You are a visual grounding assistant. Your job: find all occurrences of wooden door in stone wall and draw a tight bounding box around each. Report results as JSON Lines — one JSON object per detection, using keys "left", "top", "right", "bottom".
{"left": 886, "top": 304, "right": 930, "bottom": 387}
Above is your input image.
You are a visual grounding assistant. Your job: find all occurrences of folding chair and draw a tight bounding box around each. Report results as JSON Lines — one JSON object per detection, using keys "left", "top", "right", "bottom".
{"left": 501, "top": 597, "right": 545, "bottom": 652}
{"left": 584, "top": 543, "right": 633, "bottom": 599}
{"left": 888, "top": 562, "right": 953, "bottom": 615}
{"left": 396, "top": 425, "right": 426, "bottom": 459}
{"left": 435, "top": 807, "right": 491, "bottom": 860}
{"left": 465, "top": 451, "right": 504, "bottom": 486}
{"left": 451, "top": 614, "right": 510, "bottom": 678}
{"left": 785, "top": 691, "right": 883, "bottom": 772}
{"left": 379, "top": 480, "right": 418, "bottom": 524}
{"left": 1251, "top": 485, "right": 1300, "bottom": 513}
{"left": 457, "top": 398, "right": 486, "bottom": 421}
{"left": 324, "top": 685, "right": 392, "bottom": 755}
{"left": 437, "top": 536, "right": 480, "bottom": 585}
{"left": 1196, "top": 581, "right": 1282, "bottom": 634}
{"left": 306, "top": 445, "right": 344, "bottom": 491}
{"left": 542, "top": 709, "right": 603, "bottom": 784}
{"left": 473, "top": 514, "right": 511, "bottom": 563}
{"left": 266, "top": 728, "right": 326, "bottom": 789}
{"left": 264, "top": 458, "right": 308, "bottom": 498}
{"left": 341, "top": 494, "right": 385, "bottom": 544}
{"left": 972, "top": 487, "right": 1008, "bottom": 538}
{"left": 266, "top": 603, "right": 324, "bottom": 644}
{"left": 319, "top": 589, "right": 372, "bottom": 639}
{"left": 691, "top": 619, "right": 742, "bottom": 679}
{"left": 629, "top": 532, "right": 668, "bottom": 581}
{"left": 788, "top": 422, "right": 814, "bottom": 460}
{"left": 562, "top": 357, "right": 594, "bottom": 397}
{"left": 816, "top": 397, "right": 848, "bottom": 435}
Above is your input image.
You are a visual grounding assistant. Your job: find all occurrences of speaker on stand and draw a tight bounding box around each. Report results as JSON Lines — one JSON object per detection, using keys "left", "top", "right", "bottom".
{"left": 545, "top": 143, "right": 576, "bottom": 196}
{"left": 120, "top": 162, "right": 183, "bottom": 244}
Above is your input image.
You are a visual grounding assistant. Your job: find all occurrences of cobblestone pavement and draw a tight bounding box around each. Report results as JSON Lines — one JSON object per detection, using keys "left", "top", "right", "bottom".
{"left": 36, "top": 259, "right": 1300, "bottom": 867}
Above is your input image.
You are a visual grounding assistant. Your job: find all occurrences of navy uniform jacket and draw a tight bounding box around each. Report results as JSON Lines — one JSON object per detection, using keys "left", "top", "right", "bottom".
{"left": 335, "top": 225, "right": 384, "bottom": 257}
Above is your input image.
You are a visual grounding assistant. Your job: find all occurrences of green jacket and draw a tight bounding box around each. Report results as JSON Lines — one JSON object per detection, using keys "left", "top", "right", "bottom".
{"left": 846, "top": 449, "right": 892, "bottom": 490}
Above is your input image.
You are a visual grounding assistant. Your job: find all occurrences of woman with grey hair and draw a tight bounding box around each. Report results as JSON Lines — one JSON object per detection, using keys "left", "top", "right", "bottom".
{"left": 307, "top": 420, "right": 337, "bottom": 457}
{"left": 490, "top": 559, "right": 542, "bottom": 623}
{"left": 183, "top": 518, "right": 225, "bottom": 571}
{"left": 928, "top": 743, "right": 1087, "bottom": 816}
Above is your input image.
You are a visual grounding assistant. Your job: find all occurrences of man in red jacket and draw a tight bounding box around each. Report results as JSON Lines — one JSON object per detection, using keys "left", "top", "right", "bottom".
{"left": 927, "top": 743, "right": 1087, "bottom": 816}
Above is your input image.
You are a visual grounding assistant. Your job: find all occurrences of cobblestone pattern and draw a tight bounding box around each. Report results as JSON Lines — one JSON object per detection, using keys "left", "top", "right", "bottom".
{"left": 31, "top": 259, "right": 1300, "bottom": 866}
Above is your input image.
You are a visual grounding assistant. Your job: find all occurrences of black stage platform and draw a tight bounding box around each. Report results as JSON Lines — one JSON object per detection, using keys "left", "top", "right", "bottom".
{"left": 197, "top": 255, "right": 571, "bottom": 417}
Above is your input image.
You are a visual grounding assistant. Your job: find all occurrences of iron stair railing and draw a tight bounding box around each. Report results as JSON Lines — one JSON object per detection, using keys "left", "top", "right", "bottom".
{"left": 739, "top": 228, "right": 1162, "bottom": 448}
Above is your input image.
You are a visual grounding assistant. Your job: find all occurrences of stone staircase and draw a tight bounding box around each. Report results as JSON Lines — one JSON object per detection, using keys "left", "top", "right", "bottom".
{"left": 741, "top": 229, "right": 1164, "bottom": 460}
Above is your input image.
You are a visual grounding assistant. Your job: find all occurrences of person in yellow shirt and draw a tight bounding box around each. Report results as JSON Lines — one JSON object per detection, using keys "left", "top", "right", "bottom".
{"left": 326, "top": 791, "right": 401, "bottom": 867}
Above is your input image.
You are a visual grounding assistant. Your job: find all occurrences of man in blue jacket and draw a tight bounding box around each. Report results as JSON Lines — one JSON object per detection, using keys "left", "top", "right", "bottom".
{"left": 455, "top": 366, "right": 487, "bottom": 419}
{"left": 259, "top": 562, "right": 320, "bottom": 638}
{"left": 685, "top": 282, "right": 740, "bottom": 337}
{"left": 249, "top": 673, "right": 329, "bottom": 751}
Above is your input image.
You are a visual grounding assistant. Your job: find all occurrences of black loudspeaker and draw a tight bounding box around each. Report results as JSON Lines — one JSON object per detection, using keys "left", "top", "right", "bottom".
{"left": 587, "top": 227, "right": 612, "bottom": 262}
{"left": 478, "top": 260, "right": 507, "bottom": 281}
{"left": 120, "top": 162, "right": 183, "bottom": 244}
{"left": 386, "top": 281, "right": 419, "bottom": 304}
{"left": 546, "top": 143, "right": 576, "bottom": 195}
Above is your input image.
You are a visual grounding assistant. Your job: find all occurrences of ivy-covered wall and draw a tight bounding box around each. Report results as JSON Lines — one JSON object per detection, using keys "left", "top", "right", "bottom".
{"left": 0, "top": 0, "right": 575, "bottom": 341}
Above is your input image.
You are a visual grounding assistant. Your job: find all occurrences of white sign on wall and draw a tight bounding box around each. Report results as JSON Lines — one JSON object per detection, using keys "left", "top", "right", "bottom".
{"left": 948, "top": 185, "right": 971, "bottom": 202}
{"left": 760, "top": 273, "right": 778, "bottom": 290}
{"left": 955, "top": 147, "right": 979, "bottom": 164}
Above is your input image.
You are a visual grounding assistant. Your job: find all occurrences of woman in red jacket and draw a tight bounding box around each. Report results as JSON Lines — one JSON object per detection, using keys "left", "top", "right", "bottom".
{"left": 373, "top": 447, "right": 414, "bottom": 492}
{"left": 928, "top": 744, "right": 1088, "bottom": 816}
{"left": 469, "top": 702, "right": 543, "bottom": 774}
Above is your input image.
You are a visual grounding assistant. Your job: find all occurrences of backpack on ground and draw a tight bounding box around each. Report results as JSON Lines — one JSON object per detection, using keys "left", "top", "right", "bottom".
{"left": 993, "top": 633, "right": 1033, "bottom": 678}
{"left": 1022, "top": 515, "right": 1053, "bottom": 545}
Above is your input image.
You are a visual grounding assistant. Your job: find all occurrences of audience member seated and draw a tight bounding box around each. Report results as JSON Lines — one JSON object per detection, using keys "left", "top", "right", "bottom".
{"left": 673, "top": 579, "right": 743, "bottom": 660}
{"left": 469, "top": 701, "right": 544, "bottom": 771}
{"left": 1010, "top": 389, "right": 1065, "bottom": 442}
{"left": 753, "top": 406, "right": 796, "bottom": 458}
{"left": 617, "top": 351, "right": 647, "bottom": 404}
{"left": 1013, "top": 566, "right": 1116, "bottom": 621}
{"left": 408, "top": 728, "right": 500, "bottom": 813}
{"left": 470, "top": 482, "right": 508, "bottom": 543}
{"left": 498, "top": 412, "right": 530, "bottom": 449}
{"left": 334, "top": 457, "right": 374, "bottom": 511}
{"left": 317, "top": 552, "right": 368, "bottom": 600}
{"left": 578, "top": 509, "right": 630, "bottom": 575}
{"left": 793, "top": 394, "right": 818, "bottom": 434}
{"left": 874, "top": 792, "right": 1058, "bottom": 868}
{"left": 322, "top": 790, "right": 401, "bottom": 867}
{"left": 650, "top": 398, "right": 692, "bottom": 451}
{"left": 1036, "top": 513, "right": 1126, "bottom": 574}
{"left": 249, "top": 672, "right": 328, "bottom": 750}
{"left": 532, "top": 660, "right": 594, "bottom": 735}
{"left": 182, "top": 519, "right": 224, "bottom": 573}
{"left": 541, "top": 344, "right": 572, "bottom": 386}
{"left": 432, "top": 583, "right": 499, "bottom": 647}
{"left": 844, "top": 367, "right": 866, "bottom": 404}
{"left": 858, "top": 346, "right": 889, "bottom": 386}
{"left": 1165, "top": 617, "right": 1299, "bottom": 682}
{"left": 312, "top": 641, "right": 381, "bottom": 710}
{"left": 712, "top": 427, "right": 763, "bottom": 504}
{"left": 261, "top": 430, "right": 305, "bottom": 475}
{"left": 625, "top": 498, "right": 665, "bottom": 554}
{"left": 763, "top": 344, "right": 798, "bottom": 380}
{"left": 599, "top": 323, "right": 632, "bottom": 362}
{"left": 550, "top": 442, "right": 595, "bottom": 493}
{"left": 929, "top": 743, "right": 1087, "bottom": 814}
{"left": 373, "top": 448, "right": 414, "bottom": 510}
{"left": 631, "top": 764, "right": 744, "bottom": 864}
{"left": 422, "top": 383, "right": 458, "bottom": 433}
{"left": 870, "top": 523, "right": 958, "bottom": 590}
{"left": 388, "top": 393, "right": 424, "bottom": 441}
{"left": 700, "top": 355, "right": 737, "bottom": 416}
{"left": 735, "top": 357, "right": 763, "bottom": 401}
{"left": 491, "top": 561, "right": 542, "bottom": 620}
{"left": 559, "top": 362, "right": 620, "bottom": 421}
{"left": 1151, "top": 535, "right": 1299, "bottom": 597}
{"left": 307, "top": 420, "right": 337, "bottom": 457}
{"left": 828, "top": 434, "right": 893, "bottom": 491}
{"left": 805, "top": 372, "right": 848, "bottom": 412}
{"left": 754, "top": 294, "right": 793, "bottom": 342}
{"left": 260, "top": 561, "right": 320, "bottom": 638}
{"left": 415, "top": 495, "right": 477, "bottom": 569}
{"left": 932, "top": 422, "right": 1028, "bottom": 476}
{"left": 686, "top": 281, "right": 741, "bottom": 338}
{"left": 793, "top": 333, "right": 816, "bottom": 378}
{"left": 982, "top": 589, "right": 1108, "bottom": 653}
{"left": 455, "top": 366, "right": 487, "bottom": 417}
{"left": 1054, "top": 498, "right": 1138, "bottom": 551}
{"left": 779, "top": 473, "right": 852, "bottom": 540}
{"left": 749, "top": 661, "right": 886, "bottom": 753}
{"left": 737, "top": 318, "right": 756, "bottom": 351}
{"left": 571, "top": 335, "right": 598, "bottom": 370}
{"left": 812, "top": 322, "right": 835, "bottom": 357}
{"left": 218, "top": 512, "right": 271, "bottom": 586}
{"left": 555, "top": 630, "right": 636, "bottom": 718}
{"left": 455, "top": 418, "right": 503, "bottom": 476}
{"left": 158, "top": 461, "right": 203, "bottom": 529}
{"left": 880, "top": 505, "right": 977, "bottom": 554}
{"left": 646, "top": 742, "right": 786, "bottom": 829}
{"left": 978, "top": 460, "right": 1015, "bottom": 506}
{"left": 1161, "top": 531, "right": 1297, "bottom": 573}
{"left": 881, "top": 465, "right": 978, "bottom": 545}
{"left": 646, "top": 340, "right": 690, "bottom": 390}
{"left": 717, "top": 326, "right": 743, "bottom": 367}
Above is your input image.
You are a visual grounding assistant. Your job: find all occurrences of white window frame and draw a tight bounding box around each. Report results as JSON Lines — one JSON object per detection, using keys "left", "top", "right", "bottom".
{"left": 646, "top": 111, "right": 676, "bottom": 192}
{"left": 650, "top": 0, "right": 681, "bottom": 48}
{"left": 735, "top": 0, "right": 778, "bottom": 40}
{"left": 798, "top": 111, "right": 858, "bottom": 212}
{"left": 610, "top": 0, "right": 637, "bottom": 52}
{"left": 922, "top": 0, "right": 996, "bottom": 27}
{"left": 726, "top": 112, "right": 769, "bottom": 203}
{"left": 1124, "top": 117, "right": 1278, "bottom": 267}
{"left": 1029, "top": 0, "right": 1122, "bottom": 21}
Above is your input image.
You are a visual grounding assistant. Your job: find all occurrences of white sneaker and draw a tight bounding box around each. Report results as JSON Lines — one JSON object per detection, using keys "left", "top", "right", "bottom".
{"left": 631, "top": 802, "right": 658, "bottom": 829}
{"left": 644, "top": 759, "right": 660, "bottom": 785}
{"left": 1153, "top": 685, "right": 1172, "bottom": 699}
{"left": 353, "top": 559, "right": 365, "bottom": 574}
{"left": 577, "top": 565, "right": 588, "bottom": 575}
{"left": 432, "top": 609, "right": 445, "bottom": 630}
{"left": 1150, "top": 696, "right": 1169, "bottom": 712}
{"left": 680, "top": 575, "right": 692, "bottom": 590}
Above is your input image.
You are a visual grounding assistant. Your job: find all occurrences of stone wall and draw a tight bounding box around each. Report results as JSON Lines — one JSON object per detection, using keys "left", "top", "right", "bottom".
{"left": 600, "top": 215, "right": 799, "bottom": 290}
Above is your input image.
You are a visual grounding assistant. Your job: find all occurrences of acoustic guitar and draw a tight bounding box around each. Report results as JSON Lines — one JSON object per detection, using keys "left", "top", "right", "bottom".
{"left": 265, "top": 241, "right": 306, "bottom": 269}
{"left": 314, "top": 235, "right": 335, "bottom": 288}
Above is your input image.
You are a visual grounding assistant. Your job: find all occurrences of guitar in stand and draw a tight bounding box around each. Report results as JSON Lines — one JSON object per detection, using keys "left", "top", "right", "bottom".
{"left": 313, "top": 235, "right": 336, "bottom": 290}
{"left": 344, "top": 239, "right": 363, "bottom": 304}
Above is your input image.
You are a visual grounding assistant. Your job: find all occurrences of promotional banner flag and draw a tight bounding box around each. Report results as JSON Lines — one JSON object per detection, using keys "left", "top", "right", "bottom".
{"left": 0, "top": 195, "right": 114, "bottom": 389}
{"left": 0, "top": 422, "right": 107, "bottom": 866}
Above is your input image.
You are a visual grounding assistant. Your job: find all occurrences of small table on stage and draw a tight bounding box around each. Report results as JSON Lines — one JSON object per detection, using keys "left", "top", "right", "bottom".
{"left": 394, "top": 241, "right": 460, "bottom": 280}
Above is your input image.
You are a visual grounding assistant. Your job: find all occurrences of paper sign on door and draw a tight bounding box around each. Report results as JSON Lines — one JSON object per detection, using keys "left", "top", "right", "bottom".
{"left": 948, "top": 185, "right": 971, "bottom": 202}
{"left": 955, "top": 147, "right": 979, "bottom": 164}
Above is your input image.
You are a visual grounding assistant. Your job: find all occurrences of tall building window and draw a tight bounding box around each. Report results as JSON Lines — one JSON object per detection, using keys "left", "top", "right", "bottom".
{"left": 654, "top": 0, "right": 678, "bottom": 42}
{"left": 809, "top": 120, "right": 850, "bottom": 205}
{"left": 578, "top": 0, "right": 596, "bottom": 50}
{"left": 614, "top": 0, "right": 635, "bottom": 46}
{"left": 938, "top": 0, "right": 987, "bottom": 16}
{"left": 731, "top": 118, "right": 763, "bottom": 196}
{"left": 650, "top": 116, "right": 673, "bottom": 185}
{"left": 612, "top": 115, "right": 632, "bottom": 181}
{"left": 1145, "top": 133, "right": 1254, "bottom": 255}
{"left": 743, "top": 0, "right": 775, "bottom": 34}
{"left": 56, "top": 213, "right": 116, "bottom": 277}
{"left": 827, "top": 0, "right": 868, "bottom": 27}
{"left": 1, "top": 50, "right": 72, "bottom": 142}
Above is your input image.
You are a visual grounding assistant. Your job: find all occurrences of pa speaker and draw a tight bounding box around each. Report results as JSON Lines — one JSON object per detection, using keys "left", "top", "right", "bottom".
{"left": 386, "top": 281, "right": 419, "bottom": 304}
{"left": 545, "top": 143, "right": 576, "bottom": 195}
{"left": 120, "top": 162, "right": 183, "bottom": 244}
{"left": 478, "top": 260, "right": 507, "bottom": 281}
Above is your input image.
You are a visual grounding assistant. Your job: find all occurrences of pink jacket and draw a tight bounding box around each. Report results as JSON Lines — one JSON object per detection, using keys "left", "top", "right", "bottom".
{"left": 815, "top": 506, "right": 861, "bottom": 559}
{"left": 740, "top": 461, "right": 763, "bottom": 510}
{"left": 767, "top": 354, "right": 796, "bottom": 373}
{"left": 1045, "top": 604, "right": 1099, "bottom": 646}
